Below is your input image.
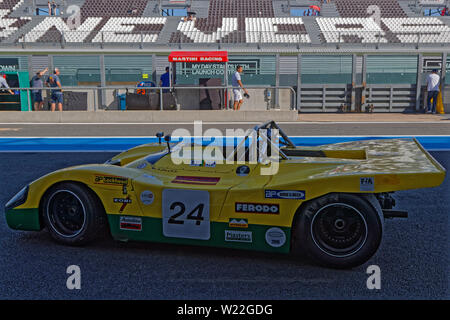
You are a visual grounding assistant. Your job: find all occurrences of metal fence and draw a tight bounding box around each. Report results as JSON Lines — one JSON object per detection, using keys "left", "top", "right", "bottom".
{"left": 298, "top": 84, "right": 420, "bottom": 112}
{"left": 2, "top": 85, "right": 297, "bottom": 111}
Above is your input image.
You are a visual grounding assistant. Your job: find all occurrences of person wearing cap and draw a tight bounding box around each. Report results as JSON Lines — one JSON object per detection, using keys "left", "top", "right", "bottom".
{"left": 426, "top": 69, "right": 440, "bottom": 114}
{"left": 0, "top": 73, "right": 14, "bottom": 95}
{"left": 30, "top": 68, "right": 48, "bottom": 111}
{"left": 232, "top": 65, "right": 249, "bottom": 111}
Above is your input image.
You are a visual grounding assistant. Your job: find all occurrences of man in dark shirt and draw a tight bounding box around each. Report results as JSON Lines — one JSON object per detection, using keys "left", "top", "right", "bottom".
{"left": 31, "top": 68, "right": 48, "bottom": 111}
{"left": 159, "top": 67, "right": 170, "bottom": 93}
{"left": 46, "top": 68, "right": 63, "bottom": 111}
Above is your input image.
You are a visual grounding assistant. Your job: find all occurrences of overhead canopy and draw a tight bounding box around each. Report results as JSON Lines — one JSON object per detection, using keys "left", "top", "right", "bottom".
{"left": 168, "top": 51, "right": 228, "bottom": 63}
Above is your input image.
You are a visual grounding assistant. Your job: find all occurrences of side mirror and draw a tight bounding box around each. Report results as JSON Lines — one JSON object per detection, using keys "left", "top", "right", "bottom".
{"left": 164, "top": 134, "right": 171, "bottom": 151}
{"left": 156, "top": 132, "right": 164, "bottom": 144}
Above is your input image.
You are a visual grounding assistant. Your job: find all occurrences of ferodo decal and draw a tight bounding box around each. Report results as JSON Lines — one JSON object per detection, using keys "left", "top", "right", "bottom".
{"left": 225, "top": 230, "right": 252, "bottom": 243}
{"left": 172, "top": 176, "right": 220, "bottom": 186}
{"left": 140, "top": 190, "right": 154, "bottom": 205}
{"left": 114, "top": 197, "right": 132, "bottom": 213}
{"left": 265, "top": 227, "right": 286, "bottom": 248}
{"left": 235, "top": 202, "right": 279, "bottom": 215}
{"left": 228, "top": 218, "right": 248, "bottom": 228}
{"left": 265, "top": 190, "right": 305, "bottom": 200}
{"left": 360, "top": 177, "right": 375, "bottom": 191}
{"left": 94, "top": 175, "right": 128, "bottom": 186}
{"left": 120, "top": 216, "right": 142, "bottom": 231}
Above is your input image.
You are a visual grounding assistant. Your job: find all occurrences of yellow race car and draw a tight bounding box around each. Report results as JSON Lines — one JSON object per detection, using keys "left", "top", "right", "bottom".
{"left": 4, "top": 121, "right": 446, "bottom": 268}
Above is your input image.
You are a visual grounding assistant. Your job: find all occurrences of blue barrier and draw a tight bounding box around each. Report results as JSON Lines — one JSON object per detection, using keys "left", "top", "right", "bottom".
{"left": 0, "top": 136, "right": 449, "bottom": 152}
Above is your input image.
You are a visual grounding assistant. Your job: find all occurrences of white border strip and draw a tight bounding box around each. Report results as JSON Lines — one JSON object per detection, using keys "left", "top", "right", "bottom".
{"left": 0, "top": 121, "right": 449, "bottom": 125}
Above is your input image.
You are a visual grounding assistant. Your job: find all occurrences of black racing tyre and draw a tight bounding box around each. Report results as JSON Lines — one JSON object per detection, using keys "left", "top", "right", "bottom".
{"left": 42, "top": 182, "right": 107, "bottom": 246}
{"left": 292, "top": 193, "right": 383, "bottom": 269}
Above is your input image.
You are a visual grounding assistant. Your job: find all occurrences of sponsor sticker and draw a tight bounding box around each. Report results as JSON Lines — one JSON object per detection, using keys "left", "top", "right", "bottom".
{"left": 140, "top": 190, "right": 154, "bottom": 205}
{"left": 190, "top": 160, "right": 216, "bottom": 167}
{"left": 236, "top": 165, "right": 250, "bottom": 176}
{"left": 360, "top": 177, "right": 375, "bottom": 191}
{"left": 235, "top": 202, "right": 279, "bottom": 215}
{"left": 228, "top": 218, "right": 248, "bottom": 228}
{"left": 225, "top": 230, "right": 252, "bottom": 243}
{"left": 120, "top": 216, "right": 142, "bottom": 231}
{"left": 265, "top": 227, "right": 286, "bottom": 248}
{"left": 94, "top": 175, "right": 128, "bottom": 186}
{"left": 114, "top": 197, "right": 131, "bottom": 213}
{"left": 265, "top": 190, "right": 305, "bottom": 200}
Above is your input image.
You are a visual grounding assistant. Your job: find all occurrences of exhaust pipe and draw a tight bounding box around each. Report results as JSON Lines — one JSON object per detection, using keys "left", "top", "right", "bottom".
{"left": 383, "top": 210, "right": 408, "bottom": 219}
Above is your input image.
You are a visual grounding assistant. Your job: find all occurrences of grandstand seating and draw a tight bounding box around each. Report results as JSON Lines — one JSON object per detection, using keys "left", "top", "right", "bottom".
{"left": 335, "top": 0, "right": 407, "bottom": 18}
{"left": 245, "top": 18, "right": 310, "bottom": 43}
{"left": 0, "top": 0, "right": 31, "bottom": 40}
{"left": 317, "top": 16, "right": 450, "bottom": 43}
{"left": 170, "top": 0, "right": 311, "bottom": 43}
{"left": 1, "top": 0, "right": 450, "bottom": 44}
{"left": 20, "top": 0, "right": 166, "bottom": 43}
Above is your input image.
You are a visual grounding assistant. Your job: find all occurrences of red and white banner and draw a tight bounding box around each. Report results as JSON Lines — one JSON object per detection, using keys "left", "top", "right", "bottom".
{"left": 168, "top": 51, "right": 228, "bottom": 63}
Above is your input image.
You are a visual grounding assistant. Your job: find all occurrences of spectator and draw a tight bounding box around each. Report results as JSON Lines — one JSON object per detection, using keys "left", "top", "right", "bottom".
{"left": 183, "top": 11, "right": 197, "bottom": 22}
{"left": 0, "top": 73, "right": 14, "bottom": 95}
{"left": 426, "top": 69, "right": 440, "bottom": 114}
{"left": 48, "top": 1, "right": 56, "bottom": 16}
{"left": 232, "top": 65, "right": 249, "bottom": 111}
{"left": 46, "top": 68, "right": 63, "bottom": 111}
{"left": 159, "top": 67, "right": 170, "bottom": 93}
{"left": 30, "top": 68, "right": 48, "bottom": 111}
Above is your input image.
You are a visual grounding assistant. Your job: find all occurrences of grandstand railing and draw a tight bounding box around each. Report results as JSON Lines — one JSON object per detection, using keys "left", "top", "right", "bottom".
{"left": 13, "top": 30, "right": 450, "bottom": 49}
{"left": 4, "top": 85, "right": 297, "bottom": 112}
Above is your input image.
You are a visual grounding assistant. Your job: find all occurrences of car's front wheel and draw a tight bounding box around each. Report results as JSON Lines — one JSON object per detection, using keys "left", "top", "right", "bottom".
{"left": 42, "top": 182, "right": 106, "bottom": 245}
{"left": 292, "top": 193, "right": 383, "bottom": 269}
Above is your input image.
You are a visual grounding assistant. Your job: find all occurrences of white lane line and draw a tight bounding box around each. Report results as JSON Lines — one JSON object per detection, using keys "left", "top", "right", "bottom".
{"left": 1, "top": 135, "right": 450, "bottom": 138}
{"left": 0, "top": 121, "right": 449, "bottom": 125}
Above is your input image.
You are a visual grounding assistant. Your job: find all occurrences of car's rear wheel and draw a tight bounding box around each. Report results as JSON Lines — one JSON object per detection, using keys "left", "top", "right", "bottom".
{"left": 42, "top": 182, "right": 106, "bottom": 245}
{"left": 292, "top": 193, "right": 382, "bottom": 269}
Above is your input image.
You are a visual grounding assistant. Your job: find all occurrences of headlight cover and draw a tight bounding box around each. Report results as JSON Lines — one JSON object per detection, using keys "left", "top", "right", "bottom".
{"left": 5, "top": 185, "right": 29, "bottom": 210}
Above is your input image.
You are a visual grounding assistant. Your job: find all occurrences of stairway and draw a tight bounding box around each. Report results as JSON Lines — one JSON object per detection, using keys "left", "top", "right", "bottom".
{"left": 398, "top": 0, "right": 422, "bottom": 17}
{"left": 155, "top": 16, "right": 180, "bottom": 44}
{"left": 302, "top": 17, "right": 322, "bottom": 44}
{"left": 319, "top": 1, "right": 339, "bottom": 17}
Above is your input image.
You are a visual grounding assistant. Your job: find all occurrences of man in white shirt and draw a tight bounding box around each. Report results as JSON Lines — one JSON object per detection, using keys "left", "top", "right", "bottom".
{"left": 426, "top": 69, "right": 440, "bottom": 114}
{"left": 231, "top": 65, "right": 249, "bottom": 110}
{"left": 0, "top": 73, "right": 14, "bottom": 95}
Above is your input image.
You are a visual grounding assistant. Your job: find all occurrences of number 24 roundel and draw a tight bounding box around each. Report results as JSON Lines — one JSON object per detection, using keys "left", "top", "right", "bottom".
{"left": 162, "top": 189, "right": 210, "bottom": 240}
